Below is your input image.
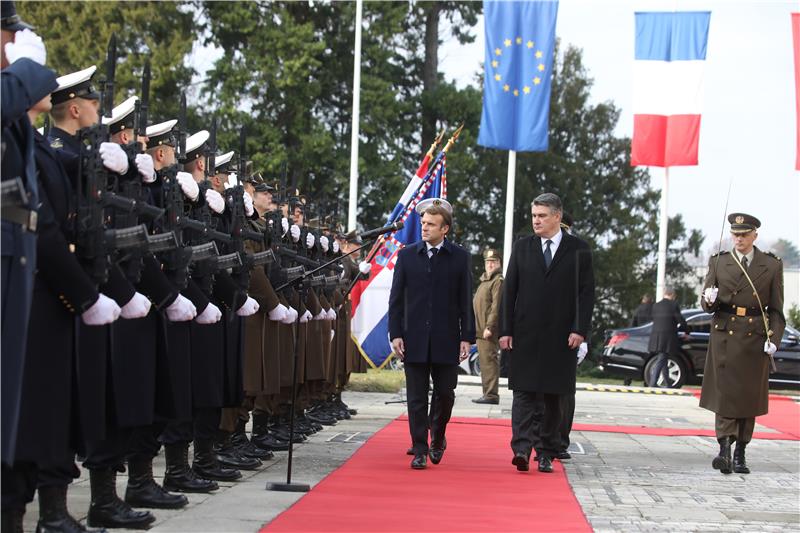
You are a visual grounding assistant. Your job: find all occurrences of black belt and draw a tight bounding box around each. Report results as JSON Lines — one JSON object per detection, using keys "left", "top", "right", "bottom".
{"left": 718, "top": 303, "right": 764, "bottom": 317}
{"left": 1, "top": 206, "right": 37, "bottom": 232}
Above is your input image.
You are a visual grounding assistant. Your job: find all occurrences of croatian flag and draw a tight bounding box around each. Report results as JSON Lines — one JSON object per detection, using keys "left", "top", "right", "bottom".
{"left": 350, "top": 153, "right": 447, "bottom": 368}
{"left": 631, "top": 11, "right": 711, "bottom": 167}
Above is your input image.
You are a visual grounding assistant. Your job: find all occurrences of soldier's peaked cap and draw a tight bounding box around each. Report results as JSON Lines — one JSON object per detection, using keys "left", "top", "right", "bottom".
{"left": 181, "top": 130, "right": 209, "bottom": 163}
{"left": 1, "top": 1, "right": 34, "bottom": 31}
{"left": 214, "top": 150, "right": 235, "bottom": 173}
{"left": 415, "top": 197, "right": 452, "bottom": 216}
{"left": 483, "top": 248, "right": 502, "bottom": 262}
{"left": 101, "top": 96, "right": 137, "bottom": 135}
{"left": 728, "top": 212, "right": 760, "bottom": 234}
{"left": 52, "top": 66, "right": 99, "bottom": 105}
{"left": 145, "top": 119, "right": 177, "bottom": 147}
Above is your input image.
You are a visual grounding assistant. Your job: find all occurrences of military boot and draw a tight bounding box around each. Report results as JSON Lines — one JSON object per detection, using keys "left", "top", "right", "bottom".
{"left": 2, "top": 507, "right": 25, "bottom": 533}
{"left": 36, "top": 484, "right": 102, "bottom": 533}
{"left": 251, "top": 413, "right": 289, "bottom": 452}
{"left": 124, "top": 457, "right": 188, "bottom": 509}
{"left": 711, "top": 437, "right": 732, "bottom": 474}
{"left": 214, "top": 432, "right": 262, "bottom": 470}
{"left": 162, "top": 443, "right": 218, "bottom": 493}
{"left": 191, "top": 439, "right": 241, "bottom": 482}
{"left": 230, "top": 419, "right": 274, "bottom": 460}
{"left": 733, "top": 443, "right": 750, "bottom": 474}
{"left": 86, "top": 468, "right": 155, "bottom": 530}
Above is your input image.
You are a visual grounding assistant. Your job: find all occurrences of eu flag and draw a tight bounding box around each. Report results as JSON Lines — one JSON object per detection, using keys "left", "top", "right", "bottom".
{"left": 477, "top": 0, "right": 559, "bottom": 152}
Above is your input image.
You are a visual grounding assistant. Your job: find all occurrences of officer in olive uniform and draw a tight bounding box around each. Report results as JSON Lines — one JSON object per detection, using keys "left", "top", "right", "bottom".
{"left": 472, "top": 248, "right": 503, "bottom": 404}
{"left": 699, "top": 213, "right": 785, "bottom": 475}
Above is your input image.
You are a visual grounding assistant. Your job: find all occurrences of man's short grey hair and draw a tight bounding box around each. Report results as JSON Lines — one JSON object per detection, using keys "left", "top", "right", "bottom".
{"left": 531, "top": 192, "right": 563, "bottom": 214}
{"left": 663, "top": 286, "right": 677, "bottom": 298}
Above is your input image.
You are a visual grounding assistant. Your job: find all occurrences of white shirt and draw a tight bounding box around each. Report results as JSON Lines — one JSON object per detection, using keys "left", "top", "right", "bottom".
{"left": 541, "top": 229, "right": 563, "bottom": 257}
{"left": 426, "top": 241, "right": 444, "bottom": 258}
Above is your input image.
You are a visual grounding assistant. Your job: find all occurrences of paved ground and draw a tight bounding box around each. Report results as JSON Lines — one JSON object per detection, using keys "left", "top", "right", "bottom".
{"left": 22, "top": 378, "right": 800, "bottom": 532}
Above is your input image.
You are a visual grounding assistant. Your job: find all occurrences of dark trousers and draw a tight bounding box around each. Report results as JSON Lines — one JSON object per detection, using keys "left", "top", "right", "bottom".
{"left": 650, "top": 352, "right": 670, "bottom": 387}
{"left": 37, "top": 459, "right": 80, "bottom": 488}
{"left": 160, "top": 408, "right": 220, "bottom": 445}
{"left": 83, "top": 425, "right": 131, "bottom": 471}
{"left": 1, "top": 462, "right": 37, "bottom": 510}
{"left": 128, "top": 423, "right": 165, "bottom": 461}
{"left": 558, "top": 392, "right": 575, "bottom": 453}
{"left": 511, "top": 390, "right": 562, "bottom": 459}
{"left": 404, "top": 362, "right": 458, "bottom": 454}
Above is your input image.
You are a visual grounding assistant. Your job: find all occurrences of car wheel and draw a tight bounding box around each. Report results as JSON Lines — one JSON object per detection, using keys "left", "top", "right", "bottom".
{"left": 644, "top": 355, "right": 687, "bottom": 388}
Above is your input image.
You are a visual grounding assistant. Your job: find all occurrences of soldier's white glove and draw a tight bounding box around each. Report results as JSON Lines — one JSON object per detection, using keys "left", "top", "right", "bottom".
{"left": 135, "top": 153, "right": 156, "bottom": 183}
{"left": 4, "top": 29, "right": 46, "bottom": 66}
{"left": 332, "top": 240, "right": 340, "bottom": 253}
{"left": 305, "top": 233, "right": 315, "bottom": 249}
{"left": 243, "top": 191, "right": 254, "bottom": 216}
{"left": 81, "top": 293, "right": 121, "bottom": 325}
{"left": 703, "top": 287, "right": 718, "bottom": 305}
{"left": 577, "top": 342, "right": 588, "bottom": 365}
{"left": 290, "top": 224, "right": 301, "bottom": 242}
{"left": 236, "top": 296, "right": 259, "bottom": 317}
{"left": 268, "top": 303, "right": 289, "bottom": 322}
{"left": 166, "top": 294, "right": 197, "bottom": 322}
{"left": 313, "top": 310, "right": 326, "bottom": 321}
{"left": 327, "top": 308, "right": 337, "bottom": 320}
{"left": 299, "top": 310, "right": 312, "bottom": 323}
{"left": 195, "top": 302, "right": 222, "bottom": 324}
{"left": 223, "top": 174, "right": 236, "bottom": 189}
{"left": 330, "top": 329, "right": 336, "bottom": 341}
{"left": 281, "top": 217, "right": 289, "bottom": 235}
{"left": 99, "top": 142, "right": 129, "bottom": 174}
{"left": 764, "top": 341, "right": 777, "bottom": 356}
{"left": 205, "top": 189, "right": 225, "bottom": 214}
{"left": 281, "top": 306, "right": 298, "bottom": 324}
{"left": 320, "top": 235, "right": 329, "bottom": 252}
{"left": 176, "top": 171, "right": 199, "bottom": 201}
{"left": 358, "top": 261, "right": 371, "bottom": 275}
{"left": 119, "top": 292, "right": 151, "bottom": 319}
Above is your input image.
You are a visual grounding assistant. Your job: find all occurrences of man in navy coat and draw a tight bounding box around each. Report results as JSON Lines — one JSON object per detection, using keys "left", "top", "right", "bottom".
{"left": 389, "top": 198, "right": 475, "bottom": 469}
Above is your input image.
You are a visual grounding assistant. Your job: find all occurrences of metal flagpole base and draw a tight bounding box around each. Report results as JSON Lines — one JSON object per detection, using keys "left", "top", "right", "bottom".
{"left": 265, "top": 481, "right": 310, "bottom": 492}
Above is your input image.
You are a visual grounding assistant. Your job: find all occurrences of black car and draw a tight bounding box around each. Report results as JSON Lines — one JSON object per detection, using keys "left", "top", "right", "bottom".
{"left": 599, "top": 309, "right": 800, "bottom": 388}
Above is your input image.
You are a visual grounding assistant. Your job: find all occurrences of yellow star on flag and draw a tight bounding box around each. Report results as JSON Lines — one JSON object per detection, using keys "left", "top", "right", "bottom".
{"left": 513, "top": 89, "right": 519, "bottom": 97}
{"left": 535, "top": 50, "right": 543, "bottom": 59}
{"left": 538, "top": 63, "right": 545, "bottom": 72}
{"left": 495, "top": 48, "right": 502, "bottom": 56}
{"left": 503, "top": 84, "right": 510, "bottom": 92}
{"left": 516, "top": 37, "right": 522, "bottom": 44}
{"left": 491, "top": 60, "right": 499, "bottom": 68}
{"left": 527, "top": 41, "right": 534, "bottom": 49}
{"left": 504, "top": 38, "right": 511, "bottom": 47}
{"left": 533, "top": 77, "right": 541, "bottom": 85}
{"left": 494, "top": 73, "right": 501, "bottom": 81}
{"left": 523, "top": 86, "right": 531, "bottom": 94}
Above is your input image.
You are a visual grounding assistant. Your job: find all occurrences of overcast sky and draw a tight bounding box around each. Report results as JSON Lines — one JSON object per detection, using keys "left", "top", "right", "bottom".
{"left": 440, "top": 0, "right": 799, "bottom": 252}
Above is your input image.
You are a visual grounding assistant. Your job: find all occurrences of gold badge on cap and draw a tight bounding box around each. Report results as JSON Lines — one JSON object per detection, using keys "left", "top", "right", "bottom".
{"left": 735, "top": 215, "right": 744, "bottom": 224}
{"left": 433, "top": 199, "right": 441, "bottom": 207}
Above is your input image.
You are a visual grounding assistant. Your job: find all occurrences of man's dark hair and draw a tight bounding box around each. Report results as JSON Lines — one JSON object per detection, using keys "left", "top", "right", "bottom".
{"left": 422, "top": 205, "right": 452, "bottom": 229}
{"left": 531, "top": 192, "right": 562, "bottom": 214}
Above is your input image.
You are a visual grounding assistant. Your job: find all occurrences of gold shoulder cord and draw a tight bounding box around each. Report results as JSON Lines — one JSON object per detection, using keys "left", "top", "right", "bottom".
{"left": 732, "top": 256, "right": 776, "bottom": 372}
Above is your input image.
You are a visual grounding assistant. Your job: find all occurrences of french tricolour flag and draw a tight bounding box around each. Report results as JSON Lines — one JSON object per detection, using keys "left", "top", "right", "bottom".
{"left": 632, "top": 11, "right": 711, "bottom": 167}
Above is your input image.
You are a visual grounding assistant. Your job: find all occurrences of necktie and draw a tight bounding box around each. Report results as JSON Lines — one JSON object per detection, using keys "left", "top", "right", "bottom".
{"left": 544, "top": 240, "right": 553, "bottom": 269}
{"left": 429, "top": 247, "right": 439, "bottom": 261}
{"left": 741, "top": 256, "right": 748, "bottom": 270}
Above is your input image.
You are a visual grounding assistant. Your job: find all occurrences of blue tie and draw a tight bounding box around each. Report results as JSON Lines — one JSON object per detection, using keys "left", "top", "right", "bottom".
{"left": 544, "top": 240, "right": 553, "bottom": 269}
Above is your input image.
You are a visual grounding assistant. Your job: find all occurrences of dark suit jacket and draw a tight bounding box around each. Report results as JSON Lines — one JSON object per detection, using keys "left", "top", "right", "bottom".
{"left": 647, "top": 298, "right": 687, "bottom": 355}
{"left": 388, "top": 239, "right": 475, "bottom": 365}
{"left": 630, "top": 302, "right": 653, "bottom": 327}
{"left": 500, "top": 232, "right": 595, "bottom": 394}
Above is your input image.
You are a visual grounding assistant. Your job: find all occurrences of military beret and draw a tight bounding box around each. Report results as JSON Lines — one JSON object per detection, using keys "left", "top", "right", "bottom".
{"left": 728, "top": 212, "right": 760, "bottom": 234}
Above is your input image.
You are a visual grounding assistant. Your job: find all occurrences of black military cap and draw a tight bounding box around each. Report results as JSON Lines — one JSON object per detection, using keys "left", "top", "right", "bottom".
{"left": 335, "top": 231, "right": 362, "bottom": 245}
{"left": 101, "top": 96, "right": 137, "bottom": 135}
{"left": 728, "top": 212, "right": 760, "bottom": 234}
{"left": 52, "top": 66, "right": 100, "bottom": 105}
{"left": 253, "top": 182, "right": 274, "bottom": 194}
{"left": 561, "top": 211, "right": 574, "bottom": 230}
{"left": 1, "top": 1, "right": 34, "bottom": 32}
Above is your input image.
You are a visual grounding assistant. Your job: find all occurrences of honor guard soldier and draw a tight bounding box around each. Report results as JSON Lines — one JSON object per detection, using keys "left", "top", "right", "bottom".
{"left": 699, "top": 213, "right": 785, "bottom": 475}
{"left": 472, "top": 248, "right": 503, "bottom": 404}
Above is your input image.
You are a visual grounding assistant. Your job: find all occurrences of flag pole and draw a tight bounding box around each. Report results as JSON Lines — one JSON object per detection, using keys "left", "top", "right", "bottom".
{"left": 655, "top": 166, "right": 669, "bottom": 300}
{"left": 347, "top": 0, "right": 363, "bottom": 231}
{"left": 502, "top": 150, "right": 516, "bottom": 275}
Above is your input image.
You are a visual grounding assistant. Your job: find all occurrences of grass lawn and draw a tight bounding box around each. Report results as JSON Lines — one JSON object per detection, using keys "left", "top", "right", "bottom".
{"left": 345, "top": 368, "right": 406, "bottom": 393}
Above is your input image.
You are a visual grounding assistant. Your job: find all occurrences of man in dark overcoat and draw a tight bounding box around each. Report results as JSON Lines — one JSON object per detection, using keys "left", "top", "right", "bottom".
{"left": 499, "top": 193, "right": 594, "bottom": 474}
{"left": 389, "top": 198, "right": 475, "bottom": 470}
{"left": 647, "top": 286, "right": 687, "bottom": 387}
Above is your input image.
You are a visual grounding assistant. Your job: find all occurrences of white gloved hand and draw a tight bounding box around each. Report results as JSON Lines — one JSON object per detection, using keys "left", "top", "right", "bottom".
{"left": 313, "top": 310, "right": 326, "bottom": 321}
{"left": 320, "top": 235, "right": 329, "bottom": 252}
{"left": 290, "top": 224, "right": 301, "bottom": 242}
{"left": 306, "top": 233, "right": 315, "bottom": 249}
{"left": 236, "top": 296, "right": 260, "bottom": 317}
{"left": 195, "top": 302, "right": 222, "bottom": 324}
{"left": 166, "top": 294, "right": 197, "bottom": 322}
{"left": 332, "top": 240, "right": 340, "bottom": 253}
{"left": 577, "top": 342, "right": 588, "bottom": 365}
{"left": 327, "top": 308, "right": 337, "bottom": 320}
{"left": 99, "top": 142, "right": 129, "bottom": 174}
{"left": 299, "top": 310, "right": 312, "bottom": 323}
{"left": 330, "top": 329, "right": 336, "bottom": 341}
{"left": 119, "top": 292, "right": 151, "bottom": 319}
{"left": 703, "top": 287, "right": 719, "bottom": 305}
{"left": 281, "top": 217, "right": 289, "bottom": 235}
{"left": 135, "top": 153, "right": 156, "bottom": 183}
{"left": 223, "top": 174, "right": 236, "bottom": 190}
{"left": 81, "top": 293, "right": 122, "bottom": 325}
{"left": 764, "top": 341, "right": 777, "bottom": 356}
{"left": 205, "top": 189, "right": 225, "bottom": 214}
{"left": 281, "top": 306, "right": 298, "bottom": 324}
{"left": 243, "top": 191, "right": 254, "bottom": 216}
{"left": 268, "top": 303, "right": 289, "bottom": 322}
{"left": 358, "top": 261, "right": 371, "bottom": 275}
{"left": 4, "top": 29, "right": 47, "bottom": 65}
{"left": 176, "top": 171, "right": 199, "bottom": 201}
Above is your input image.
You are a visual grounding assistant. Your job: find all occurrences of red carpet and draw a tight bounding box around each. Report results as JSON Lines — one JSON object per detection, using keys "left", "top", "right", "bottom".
{"left": 261, "top": 418, "right": 591, "bottom": 533}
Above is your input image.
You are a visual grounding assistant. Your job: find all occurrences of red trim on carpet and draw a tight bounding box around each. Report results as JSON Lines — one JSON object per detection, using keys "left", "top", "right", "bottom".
{"left": 686, "top": 390, "right": 800, "bottom": 438}
{"left": 260, "top": 418, "right": 592, "bottom": 533}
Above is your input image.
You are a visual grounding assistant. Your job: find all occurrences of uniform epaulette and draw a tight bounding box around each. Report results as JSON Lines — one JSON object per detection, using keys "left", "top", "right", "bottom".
{"left": 711, "top": 250, "right": 730, "bottom": 257}
{"left": 764, "top": 251, "right": 781, "bottom": 261}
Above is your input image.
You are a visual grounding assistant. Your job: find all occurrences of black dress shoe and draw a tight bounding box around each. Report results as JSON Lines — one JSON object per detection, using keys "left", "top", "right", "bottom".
{"left": 538, "top": 456, "right": 554, "bottom": 473}
{"left": 472, "top": 397, "right": 499, "bottom": 405}
{"left": 556, "top": 451, "right": 571, "bottom": 460}
{"left": 406, "top": 447, "right": 414, "bottom": 456}
{"left": 411, "top": 454, "right": 427, "bottom": 469}
{"left": 429, "top": 448, "right": 444, "bottom": 465}
{"left": 511, "top": 451, "right": 529, "bottom": 472}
